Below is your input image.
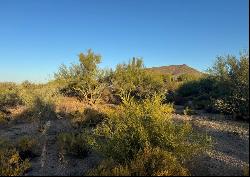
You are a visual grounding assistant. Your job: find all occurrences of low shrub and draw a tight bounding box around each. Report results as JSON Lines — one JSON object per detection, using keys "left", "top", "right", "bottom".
{"left": 87, "top": 159, "right": 130, "bottom": 176}
{"left": 0, "top": 111, "right": 7, "bottom": 124}
{"left": 88, "top": 145, "right": 191, "bottom": 176}
{"left": 129, "top": 146, "right": 189, "bottom": 176}
{"left": 0, "top": 87, "right": 23, "bottom": 109}
{"left": 82, "top": 108, "right": 107, "bottom": 127}
{"left": 57, "top": 132, "right": 90, "bottom": 158}
{"left": 23, "top": 96, "right": 57, "bottom": 124}
{"left": 175, "top": 51, "right": 249, "bottom": 119}
{"left": 183, "top": 106, "right": 196, "bottom": 115}
{"left": 243, "top": 164, "right": 249, "bottom": 176}
{"left": 0, "top": 138, "right": 31, "bottom": 176}
{"left": 17, "top": 136, "right": 38, "bottom": 160}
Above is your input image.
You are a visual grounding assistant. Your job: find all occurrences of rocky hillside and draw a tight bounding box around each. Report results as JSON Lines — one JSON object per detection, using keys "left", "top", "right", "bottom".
{"left": 147, "top": 64, "right": 203, "bottom": 77}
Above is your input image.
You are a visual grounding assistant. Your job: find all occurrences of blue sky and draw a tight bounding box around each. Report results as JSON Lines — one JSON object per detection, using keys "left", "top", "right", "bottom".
{"left": 0, "top": 0, "right": 249, "bottom": 83}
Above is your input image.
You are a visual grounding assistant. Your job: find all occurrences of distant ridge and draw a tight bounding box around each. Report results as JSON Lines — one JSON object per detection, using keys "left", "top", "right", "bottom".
{"left": 146, "top": 64, "right": 203, "bottom": 76}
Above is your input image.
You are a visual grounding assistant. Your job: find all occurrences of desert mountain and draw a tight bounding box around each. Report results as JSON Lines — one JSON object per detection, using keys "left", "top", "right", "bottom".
{"left": 146, "top": 64, "right": 203, "bottom": 76}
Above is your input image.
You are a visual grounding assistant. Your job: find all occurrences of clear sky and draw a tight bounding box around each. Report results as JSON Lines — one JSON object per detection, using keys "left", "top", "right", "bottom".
{"left": 0, "top": 0, "right": 249, "bottom": 83}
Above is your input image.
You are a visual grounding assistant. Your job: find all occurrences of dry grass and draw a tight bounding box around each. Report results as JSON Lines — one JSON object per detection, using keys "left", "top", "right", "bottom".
{"left": 55, "top": 97, "right": 84, "bottom": 114}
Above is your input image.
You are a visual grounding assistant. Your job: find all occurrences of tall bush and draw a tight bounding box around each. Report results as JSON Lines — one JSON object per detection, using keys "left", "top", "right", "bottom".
{"left": 86, "top": 94, "right": 211, "bottom": 175}
{"left": 55, "top": 49, "right": 106, "bottom": 105}
{"left": 112, "top": 58, "right": 165, "bottom": 100}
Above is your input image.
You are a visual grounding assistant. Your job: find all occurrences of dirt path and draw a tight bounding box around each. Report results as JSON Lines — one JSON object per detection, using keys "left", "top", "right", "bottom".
{"left": 24, "top": 118, "right": 101, "bottom": 176}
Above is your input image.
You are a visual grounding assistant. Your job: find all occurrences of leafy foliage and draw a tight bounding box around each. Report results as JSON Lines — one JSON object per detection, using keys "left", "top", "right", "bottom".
{"left": 88, "top": 146, "right": 189, "bottom": 176}
{"left": 112, "top": 58, "right": 166, "bottom": 100}
{"left": 17, "top": 136, "right": 38, "bottom": 160}
{"left": 86, "top": 94, "right": 211, "bottom": 175}
{"left": 209, "top": 52, "right": 249, "bottom": 118}
{"left": 57, "top": 132, "right": 90, "bottom": 158}
{"left": 0, "top": 139, "right": 31, "bottom": 176}
{"left": 0, "top": 83, "right": 23, "bottom": 109}
{"left": 55, "top": 49, "right": 106, "bottom": 105}
{"left": 176, "top": 51, "right": 249, "bottom": 119}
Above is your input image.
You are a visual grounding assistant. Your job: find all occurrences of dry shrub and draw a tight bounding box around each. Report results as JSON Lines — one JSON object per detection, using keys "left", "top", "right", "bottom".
{"left": 55, "top": 97, "right": 84, "bottom": 115}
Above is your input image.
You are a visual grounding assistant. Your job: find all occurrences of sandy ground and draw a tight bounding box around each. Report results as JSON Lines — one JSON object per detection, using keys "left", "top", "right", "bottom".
{"left": 0, "top": 106, "right": 249, "bottom": 176}
{"left": 174, "top": 106, "right": 249, "bottom": 176}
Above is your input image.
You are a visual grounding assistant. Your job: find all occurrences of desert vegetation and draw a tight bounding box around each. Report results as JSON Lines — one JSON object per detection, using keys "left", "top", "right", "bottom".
{"left": 0, "top": 49, "right": 249, "bottom": 176}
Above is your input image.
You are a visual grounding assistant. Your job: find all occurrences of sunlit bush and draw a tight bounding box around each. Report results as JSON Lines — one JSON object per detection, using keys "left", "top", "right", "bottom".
{"left": 86, "top": 94, "right": 211, "bottom": 175}
{"left": 0, "top": 84, "right": 23, "bottom": 109}
{"left": 112, "top": 58, "right": 166, "bottom": 100}
{"left": 88, "top": 146, "right": 189, "bottom": 176}
{"left": 54, "top": 49, "right": 106, "bottom": 105}
{"left": 0, "top": 139, "right": 31, "bottom": 176}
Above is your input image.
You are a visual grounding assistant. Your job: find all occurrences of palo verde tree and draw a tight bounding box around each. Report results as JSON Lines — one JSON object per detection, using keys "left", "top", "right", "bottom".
{"left": 55, "top": 49, "right": 106, "bottom": 105}
{"left": 112, "top": 57, "right": 166, "bottom": 100}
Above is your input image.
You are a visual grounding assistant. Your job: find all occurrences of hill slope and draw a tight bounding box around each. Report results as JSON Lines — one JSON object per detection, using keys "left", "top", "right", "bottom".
{"left": 147, "top": 64, "right": 203, "bottom": 76}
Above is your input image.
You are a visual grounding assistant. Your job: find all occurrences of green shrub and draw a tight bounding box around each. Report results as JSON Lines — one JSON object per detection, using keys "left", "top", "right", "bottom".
{"left": 176, "top": 76, "right": 228, "bottom": 113}
{"left": 57, "top": 132, "right": 90, "bottom": 158}
{"left": 86, "top": 94, "right": 211, "bottom": 175}
{"left": 243, "top": 164, "right": 249, "bottom": 176}
{"left": 82, "top": 108, "right": 106, "bottom": 127}
{"left": 0, "top": 111, "right": 7, "bottom": 124}
{"left": 68, "top": 107, "right": 108, "bottom": 128}
{"left": 89, "top": 145, "right": 189, "bottom": 176}
{"left": 17, "top": 136, "right": 38, "bottom": 159}
{"left": 176, "top": 51, "right": 249, "bottom": 119}
{"left": 209, "top": 52, "right": 249, "bottom": 118}
{"left": 112, "top": 58, "right": 166, "bottom": 101}
{"left": 0, "top": 86, "right": 23, "bottom": 109}
{"left": 183, "top": 106, "right": 196, "bottom": 115}
{"left": 54, "top": 49, "right": 106, "bottom": 105}
{"left": 129, "top": 146, "right": 189, "bottom": 176}
{"left": 23, "top": 96, "right": 57, "bottom": 124}
{"left": 0, "top": 139, "right": 31, "bottom": 176}
{"left": 177, "top": 73, "right": 202, "bottom": 82}
{"left": 87, "top": 159, "right": 131, "bottom": 176}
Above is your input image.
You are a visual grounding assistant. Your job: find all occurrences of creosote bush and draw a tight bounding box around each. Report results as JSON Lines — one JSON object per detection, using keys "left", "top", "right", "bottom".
{"left": 57, "top": 132, "right": 90, "bottom": 158}
{"left": 86, "top": 94, "right": 212, "bottom": 175}
{"left": 88, "top": 146, "right": 189, "bottom": 176}
{"left": 112, "top": 58, "right": 166, "bottom": 100}
{"left": 0, "top": 139, "right": 31, "bottom": 176}
{"left": 0, "top": 83, "right": 23, "bottom": 109}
